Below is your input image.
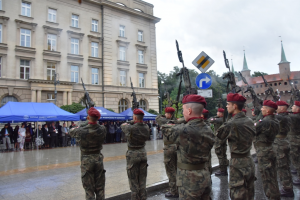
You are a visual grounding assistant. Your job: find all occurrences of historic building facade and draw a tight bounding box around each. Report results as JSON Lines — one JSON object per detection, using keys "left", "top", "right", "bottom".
{"left": 0, "top": 0, "right": 160, "bottom": 113}
{"left": 236, "top": 42, "right": 300, "bottom": 115}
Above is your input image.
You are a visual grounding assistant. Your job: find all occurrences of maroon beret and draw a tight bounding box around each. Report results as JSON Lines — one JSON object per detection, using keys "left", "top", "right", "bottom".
{"left": 276, "top": 101, "right": 289, "bottom": 107}
{"left": 227, "top": 93, "right": 246, "bottom": 103}
{"left": 165, "top": 107, "right": 175, "bottom": 113}
{"left": 133, "top": 108, "right": 144, "bottom": 115}
{"left": 202, "top": 109, "right": 209, "bottom": 114}
{"left": 88, "top": 107, "right": 101, "bottom": 118}
{"left": 182, "top": 94, "right": 207, "bottom": 108}
{"left": 242, "top": 109, "right": 247, "bottom": 114}
{"left": 217, "top": 108, "right": 225, "bottom": 113}
{"left": 295, "top": 101, "right": 300, "bottom": 107}
{"left": 263, "top": 100, "right": 278, "bottom": 110}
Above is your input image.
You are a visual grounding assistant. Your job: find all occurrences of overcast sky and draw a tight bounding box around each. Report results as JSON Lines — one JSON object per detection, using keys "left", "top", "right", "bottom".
{"left": 146, "top": 0, "right": 300, "bottom": 76}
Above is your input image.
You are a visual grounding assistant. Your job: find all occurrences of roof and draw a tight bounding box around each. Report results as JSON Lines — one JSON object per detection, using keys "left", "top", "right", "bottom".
{"left": 242, "top": 51, "right": 250, "bottom": 71}
{"left": 75, "top": 107, "right": 126, "bottom": 121}
{"left": 237, "top": 71, "right": 300, "bottom": 86}
{"left": 279, "top": 41, "right": 289, "bottom": 64}
{"left": 120, "top": 108, "right": 157, "bottom": 120}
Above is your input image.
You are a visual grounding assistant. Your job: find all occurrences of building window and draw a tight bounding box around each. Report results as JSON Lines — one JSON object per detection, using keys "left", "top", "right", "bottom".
{"left": 0, "top": 57, "right": 2, "bottom": 77}
{"left": 91, "top": 68, "right": 99, "bottom": 85}
{"left": 138, "top": 31, "right": 143, "bottom": 42}
{"left": 47, "top": 93, "right": 55, "bottom": 100}
{"left": 92, "top": 19, "right": 98, "bottom": 32}
{"left": 1, "top": 96, "right": 18, "bottom": 107}
{"left": 47, "top": 63, "right": 56, "bottom": 80}
{"left": 138, "top": 50, "right": 144, "bottom": 64}
{"left": 139, "top": 73, "right": 145, "bottom": 88}
{"left": 118, "top": 99, "right": 128, "bottom": 113}
{"left": 120, "top": 70, "right": 126, "bottom": 86}
{"left": 71, "top": 38, "right": 79, "bottom": 54}
{"left": 71, "top": 65, "right": 79, "bottom": 83}
{"left": 119, "top": 47, "right": 126, "bottom": 61}
{"left": 91, "top": 42, "right": 98, "bottom": 57}
{"left": 139, "top": 100, "right": 146, "bottom": 110}
{"left": 47, "top": 34, "right": 57, "bottom": 51}
{"left": 274, "top": 83, "right": 277, "bottom": 86}
{"left": 48, "top": 8, "right": 57, "bottom": 22}
{"left": 284, "top": 82, "right": 287, "bottom": 85}
{"left": 279, "top": 82, "right": 282, "bottom": 85}
{"left": 0, "top": 24, "right": 2, "bottom": 43}
{"left": 20, "top": 60, "right": 30, "bottom": 79}
{"left": 119, "top": 25, "right": 125, "bottom": 37}
{"left": 71, "top": 14, "right": 79, "bottom": 28}
{"left": 20, "top": 28, "right": 31, "bottom": 47}
{"left": 295, "top": 81, "right": 298, "bottom": 84}
{"left": 21, "top": 2, "right": 31, "bottom": 17}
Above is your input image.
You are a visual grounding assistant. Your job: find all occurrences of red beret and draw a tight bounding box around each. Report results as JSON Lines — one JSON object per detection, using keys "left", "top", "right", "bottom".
{"left": 276, "top": 101, "right": 289, "bottom": 107}
{"left": 295, "top": 101, "right": 300, "bottom": 107}
{"left": 251, "top": 108, "right": 254, "bottom": 111}
{"left": 202, "top": 109, "right": 209, "bottom": 114}
{"left": 165, "top": 107, "right": 175, "bottom": 113}
{"left": 217, "top": 108, "right": 225, "bottom": 113}
{"left": 263, "top": 100, "right": 278, "bottom": 110}
{"left": 133, "top": 108, "right": 144, "bottom": 115}
{"left": 227, "top": 93, "right": 246, "bottom": 103}
{"left": 182, "top": 94, "right": 207, "bottom": 108}
{"left": 88, "top": 107, "right": 101, "bottom": 118}
{"left": 242, "top": 109, "right": 247, "bottom": 114}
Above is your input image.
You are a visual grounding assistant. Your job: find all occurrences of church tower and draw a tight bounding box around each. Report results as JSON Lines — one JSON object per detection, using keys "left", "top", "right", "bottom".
{"left": 241, "top": 50, "right": 251, "bottom": 79}
{"left": 278, "top": 41, "right": 290, "bottom": 81}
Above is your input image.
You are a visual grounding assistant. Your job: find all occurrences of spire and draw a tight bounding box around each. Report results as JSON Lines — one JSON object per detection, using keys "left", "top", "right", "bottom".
{"left": 231, "top": 59, "right": 237, "bottom": 77}
{"left": 242, "top": 50, "right": 250, "bottom": 71}
{"left": 279, "top": 41, "right": 288, "bottom": 63}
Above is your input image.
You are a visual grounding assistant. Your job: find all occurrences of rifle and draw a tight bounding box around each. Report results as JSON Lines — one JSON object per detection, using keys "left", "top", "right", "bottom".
{"left": 239, "top": 72, "right": 263, "bottom": 115}
{"left": 81, "top": 78, "right": 94, "bottom": 113}
{"left": 164, "top": 85, "right": 174, "bottom": 108}
{"left": 222, "top": 51, "right": 241, "bottom": 94}
{"left": 130, "top": 77, "right": 139, "bottom": 110}
{"left": 287, "top": 75, "right": 300, "bottom": 108}
{"left": 261, "top": 75, "right": 280, "bottom": 102}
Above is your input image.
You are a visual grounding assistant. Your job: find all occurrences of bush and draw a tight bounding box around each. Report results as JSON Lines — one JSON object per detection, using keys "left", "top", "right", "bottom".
{"left": 60, "top": 103, "right": 85, "bottom": 114}
{"left": 148, "top": 109, "right": 159, "bottom": 115}
{"left": 107, "top": 108, "right": 115, "bottom": 112}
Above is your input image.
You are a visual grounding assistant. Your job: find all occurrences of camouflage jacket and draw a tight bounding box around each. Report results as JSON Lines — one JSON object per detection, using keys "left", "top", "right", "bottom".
{"left": 217, "top": 112, "right": 255, "bottom": 154}
{"left": 254, "top": 115, "right": 279, "bottom": 144}
{"left": 275, "top": 112, "right": 291, "bottom": 136}
{"left": 70, "top": 121, "right": 106, "bottom": 154}
{"left": 208, "top": 116, "right": 223, "bottom": 134}
{"left": 121, "top": 121, "right": 150, "bottom": 148}
{"left": 289, "top": 113, "right": 300, "bottom": 136}
{"left": 156, "top": 114, "right": 177, "bottom": 145}
{"left": 162, "top": 118, "right": 215, "bottom": 165}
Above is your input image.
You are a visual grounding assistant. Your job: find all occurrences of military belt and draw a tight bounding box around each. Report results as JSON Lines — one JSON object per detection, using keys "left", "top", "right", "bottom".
{"left": 276, "top": 134, "right": 287, "bottom": 139}
{"left": 82, "top": 150, "right": 100, "bottom": 155}
{"left": 231, "top": 152, "right": 250, "bottom": 158}
{"left": 255, "top": 142, "right": 273, "bottom": 147}
{"left": 177, "top": 162, "right": 206, "bottom": 170}
{"left": 128, "top": 146, "right": 144, "bottom": 151}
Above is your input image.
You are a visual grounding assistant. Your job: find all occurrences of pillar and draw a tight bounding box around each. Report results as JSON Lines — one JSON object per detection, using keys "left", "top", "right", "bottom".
{"left": 31, "top": 90, "right": 36, "bottom": 102}
{"left": 37, "top": 90, "right": 41, "bottom": 103}
{"left": 67, "top": 91, "right": 72, "bottom": 105}
{"left": 63, "top": 91, "right": 67, "bottom": 105}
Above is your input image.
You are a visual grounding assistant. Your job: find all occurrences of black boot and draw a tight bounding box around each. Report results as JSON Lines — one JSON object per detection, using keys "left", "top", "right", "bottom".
{"left": 293, "top": 178, "right": 300, "bottom": 185}
{"left": 280, "top": 189, "right": 294, "bottom": 197}
{"left": 165, "top": 192, "right": 179, "bottom": 198}
{"left": 215, "top": 170, "right": 228, "bottom": 176}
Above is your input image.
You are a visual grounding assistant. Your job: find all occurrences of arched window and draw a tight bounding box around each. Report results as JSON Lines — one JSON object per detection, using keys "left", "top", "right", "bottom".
{"left": 116, "top": 2, "right": 126, "bottom": 6}
{"left": 119, "top": 99, "right": 128, "bottom": 113}
{"left": 1, "top": 96, "right": 18, "bottom": 107}
{"left": 139, "top": 100, "right": 146, "bottom": 110}
{"left": 134, "top": 8, "right": 143, "bottom": 12}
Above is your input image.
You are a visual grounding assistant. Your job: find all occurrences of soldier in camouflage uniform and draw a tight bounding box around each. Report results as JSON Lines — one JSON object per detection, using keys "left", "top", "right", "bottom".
{"left": 209, "top": 108, "right": 228, "bottom": 176}
{"left": 217, "top": 93, "right": 256, "bottom": 199}
{"left": 201, "top": 109, "right": 213, "bottom": 175}
{"left": 155, "top": 107, "right": 178, "bottom": 198}
{"left": 162, "top": 95, "right": 215, "bottom": 200}
{"left": 288, "top": 101, "right": 300, "bottom": 185}
{"left": 254, "top": 100, "right": 280, "bottom": 200}
{"left": 274, "top": 101, "right": 294, "bottom": 197}
{"left": 121, "top": 109, "right": 150, "bottom": 200}
{"left": 70, "top": 107, "right": 106, "bottom": 200}
{"left": 251, "top": 109, "right": 257, "bottom": 121}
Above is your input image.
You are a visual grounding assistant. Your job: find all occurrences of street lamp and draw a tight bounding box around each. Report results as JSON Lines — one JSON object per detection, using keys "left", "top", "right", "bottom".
{"left": 54, "top": 73, "right": 60, "bottom": 105}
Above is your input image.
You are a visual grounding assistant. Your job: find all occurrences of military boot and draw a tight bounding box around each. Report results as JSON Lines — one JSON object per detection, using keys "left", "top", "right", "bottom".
{"left": 293, "top": 178, "right": 300, "bottom": 185}
{"left": 165, "top": 192, "right": 179, "bottom": 198}
{"left": 280, "top": 189, "right": 294, "bottom": 197}
{"left": 215, "top": 170, "right": 228, "bottom": 176}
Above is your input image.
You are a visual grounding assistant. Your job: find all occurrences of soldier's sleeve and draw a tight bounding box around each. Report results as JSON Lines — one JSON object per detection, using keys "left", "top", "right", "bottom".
{"left": 69, "top": 126, "right": 82, "bottom": 138}
{"left": 155, "top": 115, "right": 168, "bottom": 126}
{"left": 209, "top": 117, "right": 217, "bottom": 124}
{"left": 174, "top": 117, "right": 186, "bottom": 124}
{"left": 162, "top": 123, "right": 183, "bottom": 144}
{"left": 121, "top": 123, "right": 132, "bottom": 138}
{"left": 79, "top": 121, "right": 89, "bottom": 127}
{"left": 216, "top": 122, "right": 231, "bottom": 141}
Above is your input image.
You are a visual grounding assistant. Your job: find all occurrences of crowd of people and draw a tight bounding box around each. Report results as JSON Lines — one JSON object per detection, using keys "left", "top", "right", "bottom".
{"left": 0, "top": 120, "right": 160, "bottom": 152}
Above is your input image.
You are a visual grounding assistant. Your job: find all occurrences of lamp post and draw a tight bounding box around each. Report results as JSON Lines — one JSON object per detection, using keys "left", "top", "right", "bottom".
{"left": 54, "top": 73, "right": 60, "bottom": 105}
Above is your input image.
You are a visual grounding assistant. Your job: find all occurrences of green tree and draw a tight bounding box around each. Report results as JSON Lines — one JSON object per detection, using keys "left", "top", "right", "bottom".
{"left": 107, "top": 108, "right": 115, "bottom": 112}
{"left": 148, "top": 109, "right": 159, "bottom": 115}
{"left": 60, "top": 103, "right": 85, "bottom": 114}
{"left": 252, "top": 71, "right": 268, "bottom": 77}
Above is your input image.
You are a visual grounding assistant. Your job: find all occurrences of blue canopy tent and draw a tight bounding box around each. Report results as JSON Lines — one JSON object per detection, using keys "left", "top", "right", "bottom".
{"left": 75, "top": 107, "right": 126, "bottom": 121}
{"left": 0, "top": 102, "right": 80, "bottom": 122}
{"left": 120, "top": 108, "right": 157, "bottom": 120}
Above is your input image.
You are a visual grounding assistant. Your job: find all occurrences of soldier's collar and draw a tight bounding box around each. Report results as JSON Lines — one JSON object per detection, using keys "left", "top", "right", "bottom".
{"left": 134, "top": 120, "right": 143, "bottom": 124}
{"left": 88, "top": 122, "right": 98, "bottom": 125}
{"left": 293, "top": 112, "right": 300, "bottom": 114}
{"left": 263, "top": 114, "right": 274, "bottom": 118}
{"left": 186, "top": 117, "right": 203, "bottom": 122}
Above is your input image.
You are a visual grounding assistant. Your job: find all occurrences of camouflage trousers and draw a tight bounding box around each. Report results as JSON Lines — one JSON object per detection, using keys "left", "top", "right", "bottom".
{"left": 255, "top": 146, "right": 280, "bottom": 200}
{"left": 126, "top": 149, "right": 148, "bottom": 200}
{"left": 273, "top": 137, "right": 293, "bottom": 191}
{"left": 177, "top": 167, "right": 211, "bottom": 200}
{"left": 214, "top": 138, "right": 229, "bottom": 172}
{"left": 80, "top": 154, "right": 106, "bottom": 200}
{"left": 288, "top": 135, "right": 300, "bottom": 178}
{"left": 229, "top": 156, "right": 255, "bottom": 200}
{"left": 163, "top": 144, "right": 178, "bottom": 196}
